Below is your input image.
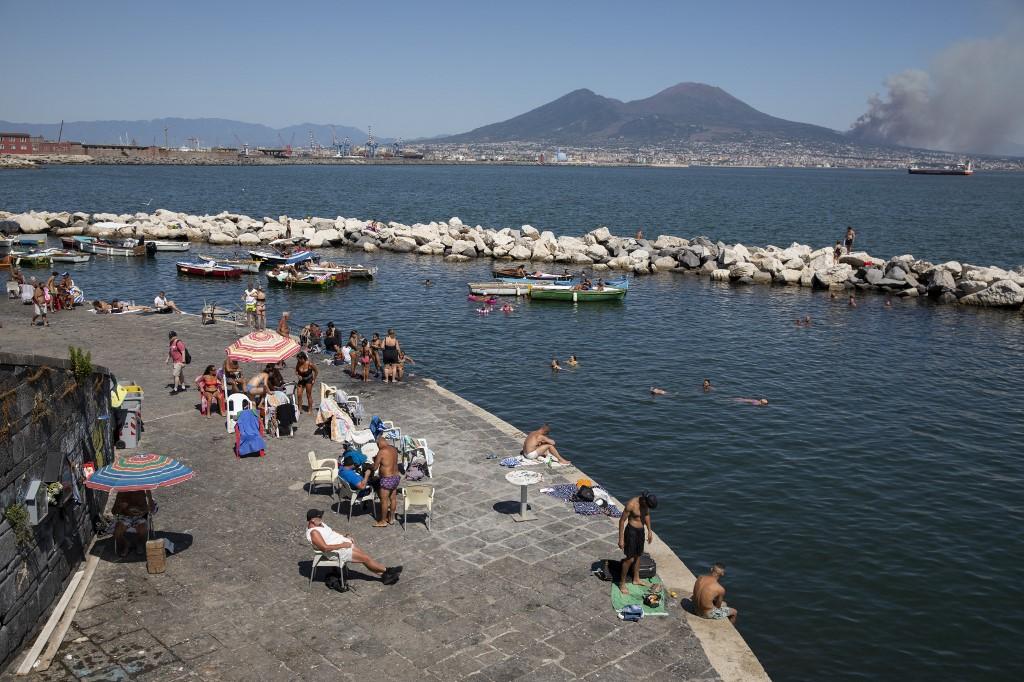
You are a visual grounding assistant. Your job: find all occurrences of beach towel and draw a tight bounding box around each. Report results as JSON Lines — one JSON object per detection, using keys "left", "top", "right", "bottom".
{"left": 542, "top": 484, "right": 622, "bottom": 517}
{"left": 235, "top": 409, "right": 266, "bottom": 456}
{"left": 369, "top": 415, "right": 386, "bottom": 438}
{"left": 611, "top": 575, "right": 668, "bottom": 617}
{"left": 500, "top": 455, "right": 542, "bottom": 468}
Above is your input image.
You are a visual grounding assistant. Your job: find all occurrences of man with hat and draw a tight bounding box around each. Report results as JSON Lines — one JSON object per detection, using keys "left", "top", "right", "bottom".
{"left": 166, "top": 331, "right": 187, "bottom": 395}
{"left": 305, "top": 509, "right": 402, "bottom": 585}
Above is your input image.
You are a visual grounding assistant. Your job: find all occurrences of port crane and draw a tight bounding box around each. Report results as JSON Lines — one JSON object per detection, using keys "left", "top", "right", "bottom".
{"left": 329, "top": 126, "right": 352, "bottom": 157}
{"left": 391, "top": 138, "right": 403, "bottom": 157}
{"left": 365, "top": 125, "right": 378, "bottom": 158}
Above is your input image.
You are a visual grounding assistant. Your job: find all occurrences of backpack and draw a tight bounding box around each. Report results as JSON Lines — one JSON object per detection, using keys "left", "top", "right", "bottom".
{"left": 183, "top": 346, "right": 192, "bottom": 365}
{"left": 575, "top": 485, "right": 595, "bottom": 502}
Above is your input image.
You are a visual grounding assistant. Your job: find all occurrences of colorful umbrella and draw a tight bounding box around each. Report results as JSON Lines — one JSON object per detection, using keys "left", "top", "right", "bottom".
{"left": 225, "top": 330, "right": 300, "bottom": 364}
{"left": 84, "top": 453, "right": 194, "bottom": 492}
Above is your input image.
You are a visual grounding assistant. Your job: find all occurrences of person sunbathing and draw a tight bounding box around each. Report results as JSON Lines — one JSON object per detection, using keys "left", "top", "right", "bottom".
{"left": 522, "top": 424, "right": 570, "bottom": 465}
{"left": 92, "top": 300, "right": 112, "bottom": 314}
{"left": 196, "top": 365, "right": 225, "bottom": 418}
{"left": 305, "top": 509, "right": 402, "bottom": 585}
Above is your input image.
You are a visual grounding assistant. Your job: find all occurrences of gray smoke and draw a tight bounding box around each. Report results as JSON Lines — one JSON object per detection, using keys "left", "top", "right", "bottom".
{"left": 850, "top": 27, "right": 1024, "bottom": 154}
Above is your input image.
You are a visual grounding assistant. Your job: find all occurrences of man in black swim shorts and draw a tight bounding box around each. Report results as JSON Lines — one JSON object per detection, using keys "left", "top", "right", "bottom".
{"left": 618, "top": 491, "right": 657, "bottom": 594}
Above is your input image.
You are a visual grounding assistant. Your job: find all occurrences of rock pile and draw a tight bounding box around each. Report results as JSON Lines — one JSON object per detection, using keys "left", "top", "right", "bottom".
{"left": 4, "top": 209, "right": 1023, "bottom": 309}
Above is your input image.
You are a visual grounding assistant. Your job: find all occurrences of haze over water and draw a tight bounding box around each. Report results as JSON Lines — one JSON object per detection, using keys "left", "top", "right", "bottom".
{"left": 4, "top": 165, "right": 1024, "bottom": 681}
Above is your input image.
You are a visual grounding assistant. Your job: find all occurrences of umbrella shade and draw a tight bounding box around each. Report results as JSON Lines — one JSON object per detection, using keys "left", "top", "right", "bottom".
{"left": 225, "top": 330, "right": 300, "bottom": 364}
{"left": 85, "top": 453, "right": 194, "bottom": 492}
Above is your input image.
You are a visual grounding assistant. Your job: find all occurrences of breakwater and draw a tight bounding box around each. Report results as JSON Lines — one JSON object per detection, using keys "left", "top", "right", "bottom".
{"left": 5, "top": 208, "right": 1024, "bottom": 309}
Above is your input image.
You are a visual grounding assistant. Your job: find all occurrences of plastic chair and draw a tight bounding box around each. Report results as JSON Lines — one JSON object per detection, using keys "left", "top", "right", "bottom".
{"left": 307, "top": 450, "right": 337, "bottom": 496}
{"left": 309, "top": 549, "right": 344, "bottom": 590}
{"left": 401, "top": 485, "right": 434, "bottom": 531}
{"left": 226, "top": 393, "right": 252, "bottom": 433}
{"left": 334, "top": 476, "right": 377, "bottom": 522}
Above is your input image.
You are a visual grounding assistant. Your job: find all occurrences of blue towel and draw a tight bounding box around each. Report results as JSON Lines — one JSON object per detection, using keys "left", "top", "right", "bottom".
{"left": 343, "top": 449, "right": 367, "bottom": 467}
{"left": 369, "top": 415, "right": 386, "bottom": 438}
{"left": 236, "top": 410, "right": 266, "bottom": 456}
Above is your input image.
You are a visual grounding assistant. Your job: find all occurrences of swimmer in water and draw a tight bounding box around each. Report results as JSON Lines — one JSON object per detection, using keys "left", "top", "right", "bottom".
{"left": 803, "top": 315, "right": 811, "bottom": 326}
{"left": 703, "top": 379, "right": 712, "bottom": 392}
{"left": 848, "top": 295, "right": 857, "bottom": 308}
{"left": 884, "top": 297, "right": 893, "bottom": 307}
{"left": 424, "top": 279, "right": 433, "bottom": 286}
{"left": 501, "top": 303, "right": 514, "bottom": 313}
{"left": 551, "top": 357, "right": 562, "bottom": 371}
{"left": 567, "top": 354, "right": 578, "bottom": 367}
{"left": 735, "top": 398, "right": 769, "bottom": 406}
{"left": 650, "top": 387, "right": 667, "bottom": 395}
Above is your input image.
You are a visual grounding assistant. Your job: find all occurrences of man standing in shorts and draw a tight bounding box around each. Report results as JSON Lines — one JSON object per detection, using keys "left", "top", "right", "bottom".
{"left": 372, "top": 434, "right": 401, "bottom": 527}
{"left": 166, "top": 331, "right": 186, "bottom": 395}
{"left": 30, "top": 279, "right": 49, "bottom": 327}
{"left": 618, "top": 491, "right": 657, "bottom": 594}
{"left": 691, "top": 563, "right": 738, "bottom": 623}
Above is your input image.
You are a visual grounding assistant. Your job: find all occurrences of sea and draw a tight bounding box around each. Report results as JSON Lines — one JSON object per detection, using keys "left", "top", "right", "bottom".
{"left": 3, "top": 165, "right": 1023, "bottom": 681}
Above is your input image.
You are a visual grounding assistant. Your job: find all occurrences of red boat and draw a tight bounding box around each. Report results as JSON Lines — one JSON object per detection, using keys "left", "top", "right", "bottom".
{"left": 176, "top": 261, "right": 244, "bottom": 278}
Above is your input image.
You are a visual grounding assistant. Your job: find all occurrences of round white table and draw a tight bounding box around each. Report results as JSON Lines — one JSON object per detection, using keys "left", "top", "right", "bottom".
{"left": 505, "top": 470, "right": 543, "bottom": 522}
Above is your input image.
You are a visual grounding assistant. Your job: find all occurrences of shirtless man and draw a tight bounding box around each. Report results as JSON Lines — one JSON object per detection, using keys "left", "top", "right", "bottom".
{"left": 691, "top": 563, "right": 737, "bottom": 623}
{"left": 617, "top": 492, "right": 657, "bottom": 594}
{"left": 650, "top": 387, "right": 667, "bottom": 396}
{"left": 522, "top": 424, "right": 570, "bottom": 465}
{"left": 31, "top": 281, "right": 49, "bottom": 326}
{"left": 372, "top": 435, "right": 401, "bottom": 527}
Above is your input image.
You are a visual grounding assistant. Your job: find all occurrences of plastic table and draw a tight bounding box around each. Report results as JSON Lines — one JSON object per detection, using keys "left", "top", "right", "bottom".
{"left": 505, "top": 469, "right": 542, "bottom": 522}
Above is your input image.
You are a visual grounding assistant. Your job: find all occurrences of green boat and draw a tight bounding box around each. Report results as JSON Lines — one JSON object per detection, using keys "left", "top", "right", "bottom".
{"left": 265, "top": 274, "right": 335, "bottom": 290}
{"left": 528, "top": 285, "right": 627, "bottom": 302}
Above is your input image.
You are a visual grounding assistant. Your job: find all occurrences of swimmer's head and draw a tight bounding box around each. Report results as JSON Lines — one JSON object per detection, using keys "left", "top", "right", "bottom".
{"left": 759, "top": 399, "right": 769, "bottom": 405}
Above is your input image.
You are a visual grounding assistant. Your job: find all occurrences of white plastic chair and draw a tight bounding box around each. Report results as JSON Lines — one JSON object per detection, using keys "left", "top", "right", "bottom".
{"left": 334, "top": 476, "right": 378, "bottom": 522}
{"left": 401, "top": 485, "right": 434, "bottom": 530}
{"left": 226, "top": 393, "right": 252, "bottom": 433}
{"left": 307, "top": 450, "right": 337, "bottom": 496}
{"left": 309, "top": 549, "right": 344, "bottom": 590}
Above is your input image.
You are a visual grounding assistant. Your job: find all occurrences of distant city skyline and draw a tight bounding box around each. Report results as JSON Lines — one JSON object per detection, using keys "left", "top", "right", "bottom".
{"left": 1, "top": 0, "right": 1021, "bottom": 150}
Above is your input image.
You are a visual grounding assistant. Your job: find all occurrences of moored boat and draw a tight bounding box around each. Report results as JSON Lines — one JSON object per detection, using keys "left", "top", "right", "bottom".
{"left": 248, "top": 247, "right": 317, "bottom": 266}
{"left": 146, "top": 240, "right": 192, "bottom": 252}
{"left": 11, "top": 251, "right": 52, "bottom": 267}
{"left": 265, "top": 271, "right": 336, "bottom": 289}
{"left": 47, "top": 250, "right": 92, "bottom": 264}
{"left": 197, "top": 255, "right": 262, "bottom": 273}
{"left": 12, "top": 234, "right": 48, "bottom": 246}
{"left": 305, "top": 261, "right": 377, "bottom": 280}
{"left": 528, "top": 285, "right": 627, "bottom": 302}
{"left": 493, "top": 266, "right": 573, "bottom": 283}
{"left": 471, "top": 276, "right": 628, "bottom": 296}
{"left": 176, "top": 261, "right": 245, "bottom": 278}
{"left": 62, "top": 235, "right": 149, "bottom": 257}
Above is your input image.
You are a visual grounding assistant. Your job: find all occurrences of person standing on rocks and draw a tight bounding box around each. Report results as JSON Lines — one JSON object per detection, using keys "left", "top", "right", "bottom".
{"left": 844, "top": 226, "right": 856, "bottom": 253}
{"left": 166, "top": 331, "right": 187, "bottom": 394}
{"left": 618, "top": 492, "right": 657, "bottom": 595}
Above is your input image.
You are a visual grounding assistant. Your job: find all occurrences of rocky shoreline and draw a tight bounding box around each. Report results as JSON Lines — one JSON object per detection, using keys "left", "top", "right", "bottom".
{"left": 5, "top": 208, "right": 1024, "bottom": 309}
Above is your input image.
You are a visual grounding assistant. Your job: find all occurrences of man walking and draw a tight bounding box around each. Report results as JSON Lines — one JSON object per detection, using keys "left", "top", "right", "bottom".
{"left": 617, "top": 491, "right": 657, "bottom": 594}
{"left": 166, "top": 331, "right": 187, "bottom": 394}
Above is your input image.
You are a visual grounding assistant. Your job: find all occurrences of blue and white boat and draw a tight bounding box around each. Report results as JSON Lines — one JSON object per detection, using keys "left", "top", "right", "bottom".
{"left": 248, "top": 247, "right": 317, "bottom": 267}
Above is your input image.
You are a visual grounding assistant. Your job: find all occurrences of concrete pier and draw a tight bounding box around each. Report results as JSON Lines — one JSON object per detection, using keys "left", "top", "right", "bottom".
{"left": 0, "top": 303, "right": 767, "bottom": 681}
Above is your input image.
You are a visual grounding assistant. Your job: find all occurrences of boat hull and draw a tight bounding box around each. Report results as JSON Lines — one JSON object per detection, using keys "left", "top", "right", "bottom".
{"left": 198, "top": 255, "right": 261, "bottom": 273}
{"left": 13, "top": 235, "right": 47, "bottom": 246}
{"left": 908, "top": 168, "right": 973, "bottom": 175}
{"left": 528, "top": 286, "right": 627, "bottom": 302}
{"left": 468, "top": 281, "right": 532, "bottom": 296}
{"left": 176, "top": 263, "right": 244, "bottom": 278}
{"left": 48, "top": 251, "right": 91, "bottom": 263}
{"left": 248, "top": 250, "right": 317, "bottom": 266}
{"left": 147, "top": 241, "right": 192, "bottom": 251}
{"left": 266, "top": 275, "right": 334, "bottom": 289}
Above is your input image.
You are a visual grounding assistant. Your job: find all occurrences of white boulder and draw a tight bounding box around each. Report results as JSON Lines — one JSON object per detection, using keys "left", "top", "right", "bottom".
{"left": 958, "top": 280, "right": 1024, "bottom": 307}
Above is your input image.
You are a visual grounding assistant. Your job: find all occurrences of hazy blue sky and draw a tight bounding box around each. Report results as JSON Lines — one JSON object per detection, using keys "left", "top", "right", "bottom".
{"left": 0, "top": 0, "right": 1013, "bottom": 137}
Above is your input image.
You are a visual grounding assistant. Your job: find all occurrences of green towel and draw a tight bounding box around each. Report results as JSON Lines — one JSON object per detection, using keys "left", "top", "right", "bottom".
{"left": 610, "top": 575, "right": 668, "bottom": 616}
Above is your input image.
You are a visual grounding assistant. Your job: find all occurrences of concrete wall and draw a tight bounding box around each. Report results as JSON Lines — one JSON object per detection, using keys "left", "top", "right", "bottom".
{"left": 0, "top": 352, "right": 113, "bottom": 670}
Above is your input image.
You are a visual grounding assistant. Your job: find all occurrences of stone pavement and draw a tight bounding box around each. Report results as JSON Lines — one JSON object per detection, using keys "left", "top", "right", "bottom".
{"left": 1, "top": 301, "right": 726, "bottom": 681}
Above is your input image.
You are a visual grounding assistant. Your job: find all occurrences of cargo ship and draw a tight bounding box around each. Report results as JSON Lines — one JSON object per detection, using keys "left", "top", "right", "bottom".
{"left": 908, "top": 160, "right": 973, "bottom": 175}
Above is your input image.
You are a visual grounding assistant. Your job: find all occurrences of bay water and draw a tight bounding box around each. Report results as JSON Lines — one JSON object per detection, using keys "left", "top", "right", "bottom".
{"left": 3, "top": 166, "right": 1023, "bottom": 681}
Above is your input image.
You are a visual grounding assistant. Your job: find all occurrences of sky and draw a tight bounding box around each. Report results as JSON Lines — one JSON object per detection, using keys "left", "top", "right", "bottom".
{"left": 0, "top": 0, "right": 1015, "bottom": 139}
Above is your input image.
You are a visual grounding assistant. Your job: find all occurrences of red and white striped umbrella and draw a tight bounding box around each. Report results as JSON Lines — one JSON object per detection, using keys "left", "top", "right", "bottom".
{"left": 225, "top": 330, "right": 300, "bottom": 364}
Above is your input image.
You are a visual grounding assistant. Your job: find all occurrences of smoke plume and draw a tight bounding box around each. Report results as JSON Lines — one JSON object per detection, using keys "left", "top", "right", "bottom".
{"left": 850, "top": 27, "right": 1024, "bottom": 154}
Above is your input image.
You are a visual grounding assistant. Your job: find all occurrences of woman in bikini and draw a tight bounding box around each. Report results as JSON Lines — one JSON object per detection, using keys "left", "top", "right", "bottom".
{"left": 382, "top": 328, "right": 401, "bottom": 383}
{"left": 358, "top": 339, "right": 372, "bottom": 382}
{"left": 294, "top": 352, "right": 318, "bottom": 413}
{"left": 196, "top": 365, "right": 225, "bottom": 418}
{"left": 396, "top": 351, "right": 414, "bottom": 382}
{"left": 246, "top": 366, "right": 270, "bottom": 402}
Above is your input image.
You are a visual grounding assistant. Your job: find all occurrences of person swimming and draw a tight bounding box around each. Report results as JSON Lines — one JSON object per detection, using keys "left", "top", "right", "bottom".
{"left": 567, "top": 354, "right": 578, "bottom": 367}
{"left": 501, "top": 303, "right": 514, "bottom": 313}
{"left": 848, "top": 296, "right": 857, "bottom": 308}
{"left": 650, "top": 387, "right": 667, "bottom": 395}
{"left": 735, "top": 398, "right": 769, "bottom": 406}
{"left": 550, "top": 357, "right": 562, "bottom": 371}
{"left": 703, "top": 379, "right": 712, "bottom": 392}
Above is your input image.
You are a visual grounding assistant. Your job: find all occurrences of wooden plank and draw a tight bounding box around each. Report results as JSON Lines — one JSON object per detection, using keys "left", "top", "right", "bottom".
{"left": 14, "top": 569, "right": 84, "bottom": 675}
{"left": 34, "top": 552, "right": 101, "bottom": 671}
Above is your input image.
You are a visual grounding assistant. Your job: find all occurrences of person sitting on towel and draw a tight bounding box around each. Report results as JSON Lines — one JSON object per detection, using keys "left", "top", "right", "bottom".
{"left": 522, "top": 423, "right": 571, "bottom": 465}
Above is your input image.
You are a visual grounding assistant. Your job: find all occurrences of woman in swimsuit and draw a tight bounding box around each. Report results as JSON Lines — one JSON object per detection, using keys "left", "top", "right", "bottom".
{"left": 348, "top": 330, "right": 361, "bottom": 377}
{"left": 358, "top": 340, "right": 372, "bottom": 382}
{"left": 255, "top": 287, "right": 267, "bottom": 329}
{"left": 246, "top": 366, "right": 270, "bottom": 402}
{"left": 196, "top": 365, "right": 225, "bottom": 418}
{"left": 323, "top": 323, "right": 340, "bottom": 353}
{"left": 396, "top": 351, "right": 414, "bottom": 381}
{"left": 223, "top": 358, "right": 245, "bottom": 394}
{"left": 382, "top": 328, "right": 401, "bottom": 383}
{"left": 294, "top": 352, "right": 318, "bottom": 413}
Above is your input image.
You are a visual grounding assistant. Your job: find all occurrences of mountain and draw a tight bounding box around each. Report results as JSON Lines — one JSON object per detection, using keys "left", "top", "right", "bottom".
{"left": 436, "top": 82, "right": 843, "bottom": 145}
{"left": 0, "top": 118, "right": 372, "bottom": 148}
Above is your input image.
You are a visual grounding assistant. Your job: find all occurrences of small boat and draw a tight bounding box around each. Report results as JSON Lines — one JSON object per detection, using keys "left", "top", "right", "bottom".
{"left": 266, "top": 271, "right": 336, "bottom": 289}
{"left": 46, "top": 250, "right": 91, "bottom": 264}
{"left": 248, "top": 247, "right": 317, "bottom": 266}
{"left": 13, "top": 234, "right": 48, "bottom": 246}
{"left": 197, "top": 255, "right": 262, "bottom": 273}
{"left": 11, "top": 251, "right": 52, "bottom": 267}
{"left": 62, "top": 235, "right": 150, "bottom": 257}
{"left": 146, "top": 240, "right": 191, "bottom": 252}
{"left": 306, "top": 262, "right": 376, "bottom": 280}
{"left": 493, "top": 266, "right": 573, "bottom": 283}
{"left": 528, "top": 285, "right": 627, "bottom": 302}
{"left": 176, "top": 261, "right": 245, "bottom": 278}
{"left": 0, "top": 235, "right": 15, "bottom": 250}
{"left": 469, "top": 276, "right": 628, "bottom": 296}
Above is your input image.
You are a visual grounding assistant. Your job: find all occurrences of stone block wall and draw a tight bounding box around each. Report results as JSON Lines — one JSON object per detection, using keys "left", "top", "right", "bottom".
{"left": 0, "top": 352, "right": 114, "bottom": 670}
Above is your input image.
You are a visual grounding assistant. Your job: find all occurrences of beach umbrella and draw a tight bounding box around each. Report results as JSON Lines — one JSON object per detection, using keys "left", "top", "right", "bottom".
{"left": 85, "top": 453, "right": 194, "bottom": 492}
{"left": 224, "top": 330, "right": 300, "bottom": 364}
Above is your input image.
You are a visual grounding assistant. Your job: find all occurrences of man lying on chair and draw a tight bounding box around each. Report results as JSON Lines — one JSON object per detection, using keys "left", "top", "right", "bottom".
{"left": 305, "top": 509, "right": 402, "bottom": 585}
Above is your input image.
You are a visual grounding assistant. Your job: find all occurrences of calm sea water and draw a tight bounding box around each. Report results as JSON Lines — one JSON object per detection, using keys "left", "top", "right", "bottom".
{"left": 4, "top": 166, "right": 1024, "bottom": 681}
